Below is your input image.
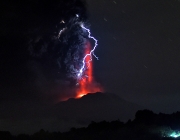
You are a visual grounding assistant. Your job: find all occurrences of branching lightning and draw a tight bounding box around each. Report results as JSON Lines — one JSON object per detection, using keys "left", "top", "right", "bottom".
{"left": 77, "top": 23, "right": 99, "bottom": 79}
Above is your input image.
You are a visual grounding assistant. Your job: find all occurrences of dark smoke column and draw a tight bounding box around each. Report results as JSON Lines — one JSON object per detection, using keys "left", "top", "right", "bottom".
{"left": 26, "top": 0, "right": 102, "bottom": 100}
{"left": 55, "top": 1, "right": 90, "bottom": 82}
{"left": 28, "top": 0, "right": 90, "bottom": 84}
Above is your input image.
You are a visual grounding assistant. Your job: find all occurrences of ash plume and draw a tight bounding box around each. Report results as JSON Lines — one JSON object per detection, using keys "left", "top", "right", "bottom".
{"left": 27, "top": 0, "right": 89, "bottom": 83}
{"left": 1, "top": 0, "right": 100, "bottom": 101}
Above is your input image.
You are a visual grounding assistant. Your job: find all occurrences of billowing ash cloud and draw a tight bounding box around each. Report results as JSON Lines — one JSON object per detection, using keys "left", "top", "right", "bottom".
{"left": 27, "top": 0, "right": 89, "bottom": 83}
{"left": 0, "top": 0, "right": 93, "bottom": 101}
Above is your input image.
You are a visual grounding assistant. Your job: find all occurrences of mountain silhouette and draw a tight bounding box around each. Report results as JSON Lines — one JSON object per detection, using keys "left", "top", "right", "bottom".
{"left": 53, "top": 92, "right": 144, "bottom": 125}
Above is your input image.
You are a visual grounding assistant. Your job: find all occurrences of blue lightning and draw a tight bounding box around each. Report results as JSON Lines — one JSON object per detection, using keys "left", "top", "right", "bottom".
{"left": 77, "top": 23, "right": 98, "bottom": 79}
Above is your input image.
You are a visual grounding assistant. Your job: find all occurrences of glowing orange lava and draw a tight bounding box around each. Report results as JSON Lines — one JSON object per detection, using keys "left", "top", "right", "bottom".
{"left": 76, "top": 41, "right": 102, "bottom": 98}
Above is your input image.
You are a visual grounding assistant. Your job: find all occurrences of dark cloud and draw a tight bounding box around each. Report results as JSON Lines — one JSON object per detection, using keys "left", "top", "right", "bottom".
{"left": 1, "top": 0, "right": 91, "bottom": 101}
{"left": 26, "top": 0, "right": 89, "bottom": 81}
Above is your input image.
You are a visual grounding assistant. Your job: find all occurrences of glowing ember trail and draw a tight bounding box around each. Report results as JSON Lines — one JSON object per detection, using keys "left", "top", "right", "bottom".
{"left": 76, "top": 41, "right": 102, "bottom": 98}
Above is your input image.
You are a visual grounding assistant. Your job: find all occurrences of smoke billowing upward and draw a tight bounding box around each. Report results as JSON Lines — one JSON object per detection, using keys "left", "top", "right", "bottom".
{"left": 27, "top": 0, "right": 89, "bottom": 81}
{"left": 0, "top": 0, "right": 102, "bottom": 102}
{"left": 2, "top": 0, "right": 100, "bottom": 101}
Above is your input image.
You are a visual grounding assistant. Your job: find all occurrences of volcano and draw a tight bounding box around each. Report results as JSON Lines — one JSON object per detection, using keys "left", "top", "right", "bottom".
{"left": 0, "top": 92, "right": 144, "bottom": 135}
{"left": 53, "top": 92, "right": 144, "bottom": 128}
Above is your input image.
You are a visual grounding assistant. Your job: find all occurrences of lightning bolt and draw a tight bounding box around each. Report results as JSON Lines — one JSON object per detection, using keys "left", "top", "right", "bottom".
{"left": 77, "top": 23, "right": 98, "bottom": 79}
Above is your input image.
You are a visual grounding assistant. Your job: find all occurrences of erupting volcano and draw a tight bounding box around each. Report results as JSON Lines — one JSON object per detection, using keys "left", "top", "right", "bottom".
{"left": 76, "top": 41, "right": 102, "bottom": 98}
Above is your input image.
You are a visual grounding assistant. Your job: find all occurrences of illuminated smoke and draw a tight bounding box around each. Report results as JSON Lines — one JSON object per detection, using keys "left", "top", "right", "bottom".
{"left": 28, "top": 0, "right": 89, "bottom": 83}
{"left": 25, "top": 0, "right": 102, "bottom": 100}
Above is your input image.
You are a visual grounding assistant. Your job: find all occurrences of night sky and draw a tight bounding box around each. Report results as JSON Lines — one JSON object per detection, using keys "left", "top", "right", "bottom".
{"left": 1, "top": 0, "right": 180, "bottom": 134}
{"left": 87, "top": 0, "right": 180, "bottom": 112}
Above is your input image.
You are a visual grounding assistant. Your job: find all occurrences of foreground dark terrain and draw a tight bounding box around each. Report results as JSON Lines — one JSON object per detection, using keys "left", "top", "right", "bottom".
{"left": 1, "top": 110, "right": 180, "bottom": 140}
